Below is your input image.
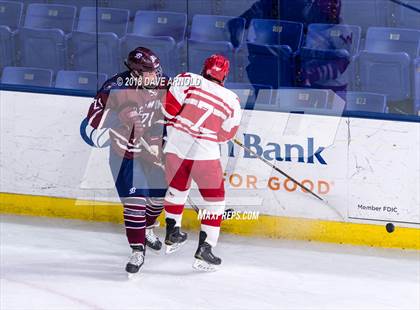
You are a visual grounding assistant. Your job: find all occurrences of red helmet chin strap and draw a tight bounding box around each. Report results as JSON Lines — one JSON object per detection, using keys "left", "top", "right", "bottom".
{"left": 202, "top": 54, "right": 230, "bottom": 84}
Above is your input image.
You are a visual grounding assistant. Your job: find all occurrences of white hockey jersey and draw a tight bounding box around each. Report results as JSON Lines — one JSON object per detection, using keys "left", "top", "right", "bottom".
{"left": 162, "top": 73, "right": 242, "bottom": 160}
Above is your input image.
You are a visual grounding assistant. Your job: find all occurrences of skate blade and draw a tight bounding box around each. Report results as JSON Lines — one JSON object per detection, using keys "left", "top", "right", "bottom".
{"left": 165, "top": 240, "right": 187, "bottom": 254}
{"left": 192, "top": 258, "right": 218, "bottom": 272}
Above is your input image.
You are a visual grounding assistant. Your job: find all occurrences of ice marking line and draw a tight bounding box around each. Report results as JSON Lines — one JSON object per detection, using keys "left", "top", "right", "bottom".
{"left": 3, "top": 278, "right": 104, "bottom": 310}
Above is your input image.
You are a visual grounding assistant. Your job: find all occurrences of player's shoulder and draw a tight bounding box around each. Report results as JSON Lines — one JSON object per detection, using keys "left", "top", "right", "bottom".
{"left": 99, "top": 71, "right": 130, "bottom": 92}
{"left": 173, "top": 72, "right": 203, "bottom": 84}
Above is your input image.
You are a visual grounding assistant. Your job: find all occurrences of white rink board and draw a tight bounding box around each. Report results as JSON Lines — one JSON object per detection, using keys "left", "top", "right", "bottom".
{"left": 0, "top": 90, "right": 419, "bottom": 227}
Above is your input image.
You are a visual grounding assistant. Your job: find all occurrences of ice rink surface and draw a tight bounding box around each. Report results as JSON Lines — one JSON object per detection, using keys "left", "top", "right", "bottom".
{"left": 1, "top": 215, "right": 419, "bottom": 310}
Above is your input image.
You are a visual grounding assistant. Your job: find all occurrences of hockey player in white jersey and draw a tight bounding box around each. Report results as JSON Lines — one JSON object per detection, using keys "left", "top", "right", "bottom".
{"left": 161, "top": 54, "right": 242, "bottom": 271}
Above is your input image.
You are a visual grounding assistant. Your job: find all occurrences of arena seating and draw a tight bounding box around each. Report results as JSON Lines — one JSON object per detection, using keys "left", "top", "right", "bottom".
{"left": 341, "top": 0, "right": 389, "bottom": 35}
{"left": 24, "top": 3, "right": 76, "bottom": 33}
{"left": 0, "top": 0, "right": 419, "bottom": 118}
{"left": 107, "top": 0, "right": 154, "bottom": 19}
{"left": 77, "top": 7, "right": 129, "bottom": 38}
{"left": 355, "top": 51, "right": 411, "bottom": 102}
{"left": 68, "top": 31, "right": 120, "bottom": 78}
{"left": 365, "top": 27, "right": 420, "bottom": 59}
{"left": 16, "top": 4, "right": 76, "bottom": 71}
{"left": 1, "top": 66, "right": 53, "bottom": 86}
{"left": 18, "top": 27, "right": 67, "bottom": 72}
{"left": 340, "top": 91, "right": 387, "bottom": 113}
{"left": 188, "top": 15, "right": 245, "bottom": 79}
{"left": 48, "top": 0, "right": 96, "bottom": 16}
{"left": 306, "top": 23, "right": 362, "bottom": 56}
{"left": 276, "top": 88, "right": 330, "bottom": 109}
{"left": 55, "top": 70, "right": 107, "bottom": 91}
{"left": 133, "top": 10, "right": 187, "bottom": 44}
{"left": 225, "top": 82, "right": 273, "bottom": 109}
{"left": 0, "top": 0, "right": 23, "bottom": 29}
{"left": 248, "top": 19, "right": 303, "bottom": 52}
{"left": 242, "top": 19, "right": 303, "bottom": 88}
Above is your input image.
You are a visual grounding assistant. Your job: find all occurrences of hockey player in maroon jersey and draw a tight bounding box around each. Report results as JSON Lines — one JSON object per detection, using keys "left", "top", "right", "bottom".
{"left": 161, "top": 55, "right": 242, "bottom": 271}
{"left": 81, "top": 47, "right": 168, "bottom": 276}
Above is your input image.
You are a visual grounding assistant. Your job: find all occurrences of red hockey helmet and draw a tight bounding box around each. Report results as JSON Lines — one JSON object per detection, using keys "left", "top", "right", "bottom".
{"left": 201, "top": 54, "right": 230, "bottom": 85}
{"left": 125, "top": 47, "right": 162, "bottom": 77}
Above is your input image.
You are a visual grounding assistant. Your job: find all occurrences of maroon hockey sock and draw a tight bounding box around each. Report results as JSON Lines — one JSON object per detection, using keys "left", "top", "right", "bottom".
{"left": 146, "top": 203, "right": 164, "bottom": 227}
{"left": 123, "top": 197, "right": 147, "bottom": 248}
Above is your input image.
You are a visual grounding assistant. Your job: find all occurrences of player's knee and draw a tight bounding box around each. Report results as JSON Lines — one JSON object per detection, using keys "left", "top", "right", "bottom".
{"left": 164, "top": 186, "right": 190, "bottom": 205}
{"left": 199, "top": 187, "right": 225, "bottom": 203}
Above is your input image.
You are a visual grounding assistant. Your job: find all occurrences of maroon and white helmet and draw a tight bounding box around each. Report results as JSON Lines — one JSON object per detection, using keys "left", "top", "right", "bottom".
{"left": 125, "top": 47, "right": 162, "bottom": 78}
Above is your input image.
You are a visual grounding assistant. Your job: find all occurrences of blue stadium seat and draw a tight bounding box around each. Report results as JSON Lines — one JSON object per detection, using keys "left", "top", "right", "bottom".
{"left": 107, "top": 0, "right": 155, "bottom": 20}
{"left": 306, "top": 23, "right": 362, "bottom": 56}
{"left": 18, "top": 27, "right": 66, "bottom": 71}
{"left": 24, "top": 3, "right": 76, "bottom": 33}
{"left": 341, "top": 0, "right": 389, "bottom": 35}
{"left": 68, "top": 31, "right": 120, "bottom": 77}
{"left": 355, "top": 51, "right": 411, "bottom": 102}
{"left": 77, "top": 7, "right": 129, "bottom": 38}
{"left": 225, "top": 82, "right": 273, "bottom": 109}
{"left": 0, "top": 26, "right": 15, "bottom": 73}
{"left": 1, "top": 66, "right": 53, "bottom": 87}
{"left": 48, "top": 0, "right": 96, "bottom": 15}
{"left": 393, "top": 0, "right": 420, "bottom": 29}
{"left": 241, "top": 20, "right": 303, "bottom": 88}
{"left": 133, "top": 11, "right": 186, "bottom": 44}
{"left": 0, "top": 1, "right": 23, "bottom": 29}
{"left": 365, "top": 27, "right": 420, "bottom": 60}
{"left": 190, "top": 15, "right": 245, "bottom": 46}
{"left": 55, "top": 70, "right": 107, "bottom": 91}
{"left": 188, "top": 15, "right": 246, "bottom": 79}
{"left": 414, "top": 58, "right": 420, "bottom": 115}
{"left": 276, "top": 88, "right": 330, "bottom": 110}
{"left": 243, "top": 44, "right": 294, "bottom": 88}
{"left": 340, "top": 91, "right": 387, "bottom": 113}
{"left": 298, "top": 47, "right": 351, "bottom": 92}
{"left": 248, "top": 19, "right": 303, "bottom": 53}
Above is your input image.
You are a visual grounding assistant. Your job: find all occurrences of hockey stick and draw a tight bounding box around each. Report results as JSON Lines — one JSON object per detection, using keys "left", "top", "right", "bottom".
{"left": 389, "top": 0, "right": 420, "bottom": 13}
{"left": 233, "top": 138, "right": 344, "bottom": 219}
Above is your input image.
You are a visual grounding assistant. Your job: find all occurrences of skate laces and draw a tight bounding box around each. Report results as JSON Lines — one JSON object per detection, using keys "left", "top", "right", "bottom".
{"left": 129, "top": 251, "right": 144, "bottom": 266}
{"left": 146, "top": 228, "right": 159, "bottom": 243}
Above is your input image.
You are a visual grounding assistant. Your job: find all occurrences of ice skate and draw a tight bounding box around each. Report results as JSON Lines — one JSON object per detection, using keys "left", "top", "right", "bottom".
{"left": 193, "top": 231, "right": 221, "bottom": 272}
{"left": 125, "top": 246, "right": 145, "bottom": 278}
{"left": 165, "top": 218, "right": 187, "bottom": 254}
{"left": 146, "top": 224, "right": 162, "bottom": 252}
